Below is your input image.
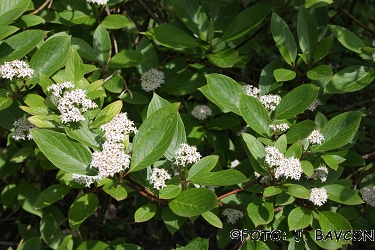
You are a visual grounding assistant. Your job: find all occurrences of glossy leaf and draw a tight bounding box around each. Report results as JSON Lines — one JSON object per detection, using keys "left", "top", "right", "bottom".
{"left": 286, "top": 120, "right": 316, "bottom": 144}
{"left": 66, "top": 49, "right": 84, "bottom": 83}
{"left": 103, "top": 180, "right": 128, "bottom": 201}
{"left": 190, "top": 169, "right": 247, "bottom": 186}
{"left": 288, "top": 207, "right": 312, "bottom": 231}
{"left": 206, "top": 48, "right": 238, "bottom": 68}
{"left": 159, "top": 185, "right": 181, "bottom": 199}
{"left": 297, "top": 7, "right": 318, "bottom": 61}
{"left": 93, "top": 24, "right": 111, "bottom": 67}
{"left": 273, "top": 69, "right": 296, "bottom": 82}
{"left": 108, "top": 50, "right": 146, "bottom": 69}
{"left": 247, "top": 197, "right": 274, "bottom": 227}
{"left": 314, "top": 34, "right": 333, "bottom": 61}
{"left": 284, "top": 184, "right": 310, "bottom": 199}
{"left": 323, "top": 184, "right": 363, "bottom": 205}
{"left": 318, "top": 211, "right": 352, "bottom": 244}
{"left": 90, "top": 100, "right": 123, "bottom": 129}
{"left": 329, "top": 25, "right": 365, "bottom": 53}
{"left": 134, "top": 204, "right": 157, "bottom": 222}
{"left": 69, "top": 193, "right": 99, "bottom": 231}
{"left": 201, "top": 211, "right": 222, "bottom": 229}
{"left": 34, "top": 184, "right": 71, "bottom": 209}
{"left": 101, "top": 14, "right": 130, "bottom": 29}
{"left": 187, "top": 155, "right": 219, "bottom": 181}
{"left": 307, "top": 65, "right": 333, "bottom": 80}
{"left": 17, "top": 182, "right": 42, "bottom": 217}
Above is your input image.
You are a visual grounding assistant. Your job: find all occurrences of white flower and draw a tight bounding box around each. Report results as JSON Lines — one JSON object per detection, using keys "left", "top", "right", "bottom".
{"left": 360, "top": 186, "right": 375, "bottom": 207}
{"left": 307, "top": 129, "right": 325, "bottom": 145}
{"left": 174, "top": 143, "right": 201, "bottom": 167}
{"left": 72, "top": 173, "right": 105, "bottom": 187}
{"left": 311, "top": 164, "right": 329, "bottom": 182}
{"left": 47, "top": 82, "right": 75, "bottom": 97}
{"left": 230, "top": 159, "right": 240, "bottom": 168}
{"left": 274, "top": 156, "right": 303, "bottom": 180}
{"left": 265, "top": 146, "right": 284, "bottom": 167}
{"left": 100, "top": 113, "right": 138, "bottom": 143}
{"left": 12, "top": 118, "right": 37, "bottom": 141}
{"left": 242, "top": 84, "right": 260, "bottom": 97}
{"left": 269, "top": 123, "right": 289, "bottom": 133}
{"left": 308, "top": 99, "right": 322, "bottom": 111}
{"left": 149, "top": 168, "right": 171, "bottom": 190}
{"left": 140, "top": 68, "right": 165, "bottom": 92}
{"left": 309, "top": 187, "right": 328, "bottom": 206}
{"left": 191, "top": 105, "right": 212, "bottom": 120}
{"left": 222, "top": 208, "right": 244, "bottom": 224}
{"left": 86, "top": 0, "right": 109, "bottom": 4}
{"left": 258, "top": 94, "right": 281, "bottom": 111}
{"left": 0, "top": 60, "right": 34, "bottom": 80}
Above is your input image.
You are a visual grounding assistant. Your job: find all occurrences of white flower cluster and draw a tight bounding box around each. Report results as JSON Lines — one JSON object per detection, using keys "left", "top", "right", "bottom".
{"left": 308, "top": 99, "right": 322, "bottom": 111}
{"left": 100, "top": 113, "right": 138, "bottom": 143}
{"left": 0, "top": 60, "right": 34, "bottom": 80}
{"left": 86, "top": 0, "right": 109, "bottom": 4}
{"left": 194, "top": 184, "right": 218, "bottom": 192}
{"left": 265, "top": 146, "right": 303, "bottom": 180}
{"left": 230, "top": 159, "right": 240, "bottom": 168}
{"left": 242, "top": 84, "right": 260, "bottom": 97}
{"left": 191, "top": 105, "right": 212, "bottom": 120}
{"left": 269, "top": 123, "right": 289, "bottom": 134}
{"left": 174, "top": 143, "right": 201, "bottom": 166}
{"left": 242, "top": 84, "right": 281, "bottom": 111}
{"left": 311, "top": 164, "right": 329, "bottom": 182}
{"left": 254, "top": 172, "right": 271, "bottom": 185}
{"left": 72, "top": 173, "right": 103, "bottom": 187}
{"left": 360, "top": 186, "right": 375, "bottom": 207}
{"left": 307, "top": 129, "right": 325, "bottom": 145}
{"left": 48, "top": 82, "right": 98, "bottom": 123}
{"left": 222, "top": 208, "right": 244, "bottom": 224}
{"left": 12, "top": 118, "right": 37, "bottom": 141}
{"left": 309, "top": 187, "right": 328, "bottom": 206}
{"left": 140, "top": 68, "right": 165, "bottom": 92}
{"left": 149, "top": 168, "right": 171, "bottom": 190}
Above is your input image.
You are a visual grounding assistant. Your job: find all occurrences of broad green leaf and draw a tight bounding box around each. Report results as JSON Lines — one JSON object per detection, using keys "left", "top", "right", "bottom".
{"left": 324, "top": 66, "right": 375, "bottom": 94}
{"left": 15, "top": 15, "right": 45, "bottom": 28}
{"left": 0, "top": 100, "right": 25, "bottom": 130}
{"left": 76, "top": 241, "right": 109, "bottom": 250}
{"left": 172, "top": 0, "right": 209, "bottom": 41}
{"left": 305, "top": 0, "right": 333, "bottom": 8}
{"left": 108, "top": 50, "right": 146, "bottom": 69}
{"left": 57, "top": 235, "right": 73, "bottom": 250}
{"left": 0, "top": 89, "right": 12, "bottom": 111}
{"left": 239, "top": 95, "right": 271, "bottom": 137}
{"left": 147, "top": 93, "right": 170, "bottom": 117}
{"left": 307, "top": 65, "right": 333, "bottom": 80}
{"left": 318, "top": 211, "right": 352, "bottom": 244}
{"left": 205, "top": 114, "right": 240, "bottom": 130}
{"left": 69, "top": 193, "right": 99, "bottom": 231}
{"left": 1, "top": 184, "right": 17, "bottom": 210}
{"left": 329, "top": 25, "right": 365, "bottom": 54}
{"left": 221, "top": 4, "right": 273, "bottom": 41}
{"left": 71, "top": 37, "right": 97, "bottom": 61}
{"left": 273, "top": 69, "right": 296, "bottom": 82}
{"left": 187, "top": 155, "right": 219, "bottom": 181}
{"left": 18, "top": 237, "right": 41, "bottom": 250}
{"left": 206, "top": 48, "right": 238, "bottom": 68}
{"left": 164, "top": 115, "right": 187, "bottom": 161}
{"left": 0, "top": 0, "right": 31, "bottom": 15}
{"left": 29, "top": 36, "right": 71, "bottom": 85}
{"left": 275, "top": 134, "right": 287, "bottom": 154}
{"left": 321, "top": 154, "right": 338, "bottom": 170}
{"left": 314, "top": 34, "right": 333, "bottom": 61}
{"left": 90, "top": 100, "right": 122, "bottom": 128}
{"left": 142, "top": 24, "right": 199, "bottom": 49}
{"left": 259, "top": 59, "right": 283, "bottom": 94}
{"left": 190, "top": 169, "right": 247, "bottom": 186}
{"left": 17, "top": 182, "right": 42, "bottom": 217}
{"left": 159, "top": 185, "right": 181, "bottom": 199}
{"left": 314, "top": 112, "right": 361, "bottom": 152}
{"left": 199, "top": 85, "right": 229, "bottom": 112}
{"left": 323, "top": 184, "right": 363, "bottom": 205}
{"left": 65, "top": 123, "right": 103, "bottom": 151}
{"left": 245, "top": 241, "right": 270, "bottom": 250}
{"left": 286, "top": 120, "right": 316, "bottom": 144}
{"left": 285, "top": 141, "right": 302, "bottom": 158}
{"left": 93, "top": 24, "right": 111, "bottom": 67}
{"left": 301, "top": 160, "right": 314, "bottom": 177}
{"left": 271, "top": 13, "right": 297, "bottom": 65}
{"left": 134, "top": 204, "right": 157, "bottom": 222}
{"left": 184, "top": 237, "right": 209, "bottom": 250}
{"left": 30, "top": 129, "right": 92, "bottom": 175}
{"left": 163, "top": 73, "right": 206, "bottom": 96}
{"left": 130, "top": 103, "right": 179, "bottom": 172}
{"left": 20, "top": 106, "right": 50, "bottom": 116}
{"left": 28, "top": 115, "right": 61, "bottom": 129}
{"left": 136, "top": 37, "right": 159, "bottom": 74}
{"left": 101, "top": 14, "right": 130, "bottom": 29}
{"left": 201, "top": 211, "right": 222, "bottom": 228}
{"left": 297, "top": 7, "right": 318, "bottom": 61}
{"left": 247, "top": 197, "right": 274, "bottom": 227}
{"left": 263, "top": 186, "right": 284, "bottom": 197}
{"left": 328, "top": 150, "right": 365, "bottom": 167}
{"left": 288, "top": 207, "right": 312, "bottom": 231}
{"left": 24, "top": 94, "right": 46, "bottom": 107}
{"left": 40, "top": 212, "right": 61, "bottom": 249}
{"left": 103, "top": 74, "right": 123, "bottom": 93}
{"left": 103, "top": 180, "right": 128, "bottom": 201}
{"left": 169, "top": 189, "right": 217, "bottom": 217}
{"left": 10, "top": 148, "right": 33, "bottom": 163}
{"left": 34, "top": 184, "right": 71, "bottom": 209}
{"left": 274, "top": 84, "right": 319, "bottom": 120}
{"left": 284, "top": 184, "right": 310, "bottom": 199}
{"left": 242, "top": 133, "right": 266, "bottom": 162}
{"left": 0, "top": 25, "right": 18, "bottom": 40}
{"left": 66, "top": 49, "right": 84, "bottom": 83}
{"left": 162, "top": 207, "right": 187, "bottom": 235}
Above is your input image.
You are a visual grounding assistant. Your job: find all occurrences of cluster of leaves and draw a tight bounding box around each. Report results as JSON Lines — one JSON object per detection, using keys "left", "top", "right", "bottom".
{"left": 1, "top": 0, "right": 375, "bottom": 249}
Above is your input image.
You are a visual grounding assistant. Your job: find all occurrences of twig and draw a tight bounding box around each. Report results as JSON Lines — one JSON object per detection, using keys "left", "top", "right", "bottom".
{"left": 136, "top": 0, "right": 163, "bottom": 24}
{"left": 124, "top": 175, "right": 167, "bottom": 205}
{"left": 29, "top": 0, "right": 52, "bottom": 15}
{"left": 118, "top": 74, "right": 133, "bottom": 99}
{"left": 338, "top": 7, "right": 375, "bottom": 36}
{"left": 354, "top": 165, "right": 375, "bottom": 190}
{"left": 50, "top": 218, "right": 68, "bottom": 239}
{"left": 16, "top": 217, "right": 35, "bottom": 250}
{"left": 217, "top": 177, "right": 261, "bottom": 201}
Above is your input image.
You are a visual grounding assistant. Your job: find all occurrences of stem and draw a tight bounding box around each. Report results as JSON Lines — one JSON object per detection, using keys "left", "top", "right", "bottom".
{"left": 217, "top": 177, "right": 261, "bottom": 201}
{"left": 29, "top": 0, "right": 52, "bottom": 15}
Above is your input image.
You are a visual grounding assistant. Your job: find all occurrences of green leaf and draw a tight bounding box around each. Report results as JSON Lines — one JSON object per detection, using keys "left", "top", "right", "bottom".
{"left": 136, "top": 37, "right": 159, "bottom": 74}
{"left": 101, "top": 14, "right": 130, "bottom": 29}
{"left": 143, "top": 24, "right": 199, "bottom": 49}
{"left": 307, "top": 65, "right": 333, "bottom": 80}
{"left": 0, "top": 100, "right": 24, "bottom": 130}
{"left": 34, "top": 184, "right": 71, "bottom": 209}
{"left": 305, "top": 0, "right": 333, "bottom": 8}
{"left": 29, "top": 36, "right": 71, "bottom": 85}
{"left": 314, "top": 112, "right": 361, "bottom": 152}
{"left": 301, "top": 160, "right": 314, "bottom": 177}
{"left": 93, "top": 24, "right": 111, "bottom": 67}
{"left": 1, "top": 184, "right": 17, "bottom": 210}
{"left": 274, "top": 84, "right": 319, "bottom": 120}
{"left": 15, "top": 15, "right": 45, "bottom": 28}
{"left": 273, "top": 69, "right": 296, "bottom": 82}
{"left": 10, "top": 148, "right": 33, "bottom": 163}
{"left": 328, "top": 150, "right": 365, "bottom": 167}
{"left": 263, "top": 186, "right": 284, "bottom": 197}
{"left": 242, "top": 133, "right": 266, "bottom": 162}
{"left": 0, "top": 89, "right": 12, "bottom": 111}
{"left": 18, "top": 237, "right": 41, "bottom": 250}
{"left": 245, "top": 241, "right": 270, "bottom": 250}
{"left": 275, "top": 134, "right": 287, "bottom": 154}
{"left": 162, "top": 207, "right": 187, "bottom": 235}
{"left": 163, "top": 73, "right": 206, "bottom": 96}
{"left": 239, "top": 95, "right": 271, "bottom": 137}
{"left": 288, "top": 207, "right": 312, "bottom": 231}
{"left": 297, "top": 7, "right": 318, "bottom": 61}
{"left": 103, "top": 180, "right": 128, "bottom": 201}
{"left": 321, "top": 154, "right": 338, "bottom": 170}
{"left": 284, "top": 184, "right": 310, "bottom": 199}
{"left": 40, "top": 212, "right": 61, "bottom": 249}
{"left": 0, "top": 25, "right": 19, "bottom": 41}
{"left": 164, "top": 115, "right": 187, "bottom": 161}
{"left": 108, "top": 50, "right": 146, "bottom": 69}
{"left": 247, "top": 197, "right": 274, "bottom": 227}
{"left": 318, "top": 211, "right": 352, "bottom": 244}
{"left": 285, "top": 141, "right": 302, "bottom": 158}
{"left": 286, "top": 120, "right": 316, "bottom": 144}
{"left": 190, "top": 169, "right": 247, "bottom": 186}
{"left": 183, "top": 237, "right": 209, "bottom": 250}
{"left": 76, "top": 241, "right": 109, "bottom": 250}
{"left": 324, "top": 66, "right": 375, "bottom": 94}
{"left": 206, "top": 48, "right": 239, "bottom": 68}
{"left": 159, "top": 185, "right": 181, "bottom": 199}
{"left": 30, "top": 129, "right": 92, "bottom": 175}
{"left": 329, "top": 25, "right": 365, "bottom": 54}
{"left": 90, "top": 100, "right": 122, "bottom": 129}
{"left": 57, "top": 235, "right": 73, "bottom": 250}
{"left": 323, "top": 184, "right": 363, "bottom": 205}
{"left": 147, "top": 93, "right": 170, "bottom": 117}
{"left": 187, "top": 155, "right": 219, "bottom": 181}
{"left": 28, "top": 115, "right": 61, "bottom": 129}
{"left": 24, "top": 94, "right": 46, "bottom": 107}
{"left": 68, "top": 193, "right": 99, "bottom": 231}
{"left": 169, "top": 188, "right": 217, "bottom": 217}
{"left": 66, "top": 49, "right": 84, "bottom": 83}
{"left": 314, "top": 35, "right": 333, "bottom": 61}
{"left": 0, "top": 0, "right": 31, "bottom": 15}
{"left": 271, "top": 13, "right": 297, "bottom": 65}
{"left": 201, "top": 211, "right": 222, "bottom": 229}
{"left": 172, "top": 0, "right": 209, "bottom": 41}
{"left": 65, "top": 123, "right": 103, "bottom": 151}
{"left": 130, "top": 103, "right": 179, "bottom": 172}
{"left": 221, "top": 3, "right": 273, "bottom": 41}
{"left": 71, "top": 37, "right": 97, "bottom": 61}
{"left": 134, "top": 204, "right": 157, "bottom": 222}
{"left": 17, "top": 182, "right": 42, "bottom": 217}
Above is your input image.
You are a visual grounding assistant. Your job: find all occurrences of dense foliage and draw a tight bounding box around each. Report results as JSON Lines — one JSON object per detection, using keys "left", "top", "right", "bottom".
{"left": 1, "top": 0, "right": 375, "bottom": 249}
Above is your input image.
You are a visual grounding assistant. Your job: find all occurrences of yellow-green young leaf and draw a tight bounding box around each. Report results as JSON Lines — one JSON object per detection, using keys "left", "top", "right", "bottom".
{"left": 323, "top": 184, "right": 363, "bottom": 205}
{"left": 286, "top": 120, "right": 316, "bottom": 144}
{"left": 206, "top": 48, "right": 238, "bottom": 68}
{"left": 17, "top": 182, "right": 42, "bottom": 217}
{"left": 297, "top": 7, "right": 318, "bottom": 62}
{"left": 273, "top": 69, "right": 296, "bottom": 82}
{"left": 305, "top": 0, "right": 333, "bottom": 8}
{"left": 0, "top": 25, "right": 19, "bottom": 41}
{"left": 288, "top": 207, "right": 312, "bottom": 231}
{"left": 103, "top": 180, "right": 127, "bottom": 201}
{"left": 93, "top": 24, "right": 111, "bottom": 67}
{"left": 247, "top": 197, "right": 274, "bottom": 227}
{"left": 34, "top": 184, "right": 70, "bottom": 209}
{"left": 40, "top": 212, "right": 61, "bottom": 249}
{"left": 263, "top": 186, "right": 284, "bottom": 197}
{"left": 301, "top": 160, "right": 314, "bottom": 177}
{"left": 187, "top": 155, "right": 219, "bottom": 181}
{"left": 90, "top": 100, "right": 123, "bottom": 128}
{"left": 57, "top": 235, "right": 73, "bottom": 250}
{"left": 76, "top": 241, "right": 109, "bottom": 250}
{"left": 30, "top": 129, "right": 92, "bottom": 175}
{"left": 101, "top": 14, "right": 130, "bottom": 29}
{"left": 134, "top": 204, "right": 157, "bottom": 222}
{"left": 169, "top": 189, "right": 217, "bottom": 217}
{"left": 201, "top": 211, "right": 222, "bottom": 228}
{"left": 108, "top": 50, "right": 146, "bottom": 69}
{"left": 285, "top": 141, "right": 302, "bottom": 158}
{"left": 162, "top": 207, "right": 187, "bottom": 235}
{"left": 24, "top": 94, "right": 46, "bottom": 107}
{"left": 69, "top": 193, "right": 99, "bottom": 231}
{"left": 65, "top": 122, "right": 103, "bottom": 151}
{"left": 190, "top": 169, "right": 247, "bottom": 186}
{"left": 28, "top": 115, "right": 61, "bottom": 129}
{"left": 284, "top": 184, "right": 310, "bottom": 199}
{"left": 66, "top": 49, "right": 84, "bottom": 83}
{"left": 318, "top": 211, "right": 352, "bottom": 244}
{"left": 275, "top": 134, "right": 287, "bottom": 154}
{"left": 159, "top": 185, "right": 181, "bottom": 199}
{"left": 307, "top": 65, "right": 333, "bottom": 80}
